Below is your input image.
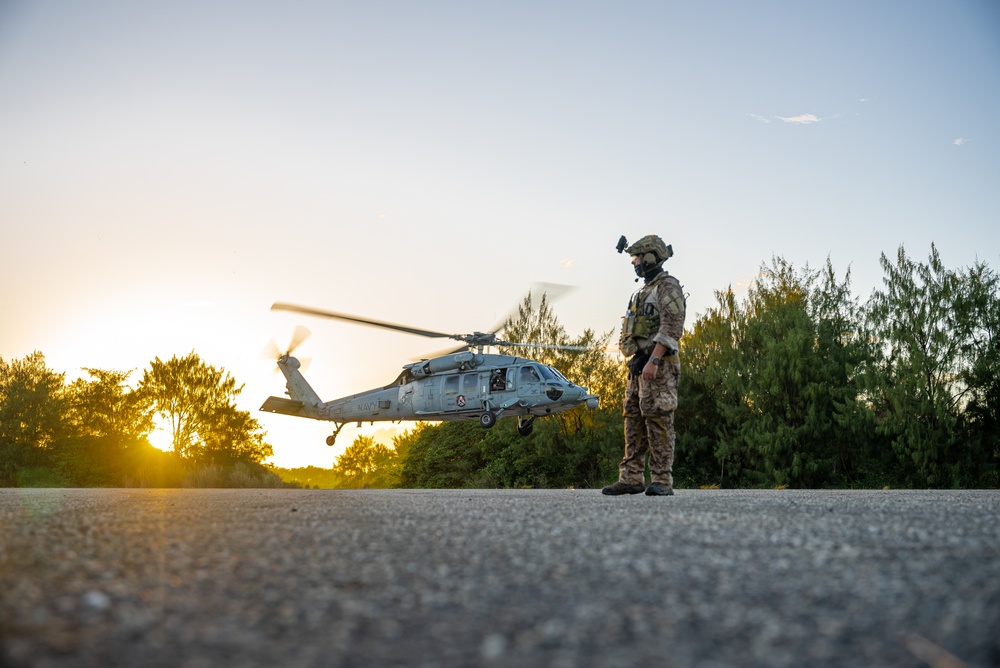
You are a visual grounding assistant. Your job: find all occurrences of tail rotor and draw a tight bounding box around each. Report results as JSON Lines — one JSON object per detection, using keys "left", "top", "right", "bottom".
{"left": 262, "top": 325, "right": 312, "bottom": 371}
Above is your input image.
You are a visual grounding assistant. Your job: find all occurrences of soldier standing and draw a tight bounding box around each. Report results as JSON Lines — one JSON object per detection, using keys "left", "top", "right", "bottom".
{"left": 603, "top": 235, "right": 686, "bottom": 496}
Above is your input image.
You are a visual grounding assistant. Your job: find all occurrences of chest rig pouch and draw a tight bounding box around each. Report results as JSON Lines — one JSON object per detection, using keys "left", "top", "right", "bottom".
{"left": 619, "top": 287, "right": 660, "bottom": 357}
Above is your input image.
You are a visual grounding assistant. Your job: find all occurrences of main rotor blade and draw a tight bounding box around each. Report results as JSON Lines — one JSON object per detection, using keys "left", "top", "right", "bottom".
{"left": 485, "top": 282, "right": 579, "bottom": 334}
{"left": 496, "top": 341, "right": 592, "bottom": 352}
{"left": 271, "top": 303, "right": 454, "bottom": 339}
{"left": 532, "top": 282, "right": 577, "bottom": 303}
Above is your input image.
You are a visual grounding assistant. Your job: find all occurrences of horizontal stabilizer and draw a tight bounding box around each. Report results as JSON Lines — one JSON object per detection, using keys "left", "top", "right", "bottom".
{"left": 260, "top": 396, "right": 306, "bottom": 416}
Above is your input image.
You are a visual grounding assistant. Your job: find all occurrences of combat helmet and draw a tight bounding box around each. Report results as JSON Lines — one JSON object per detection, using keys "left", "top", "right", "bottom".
{"left": 627, "top": 234, "right": 673, "bottom": 274}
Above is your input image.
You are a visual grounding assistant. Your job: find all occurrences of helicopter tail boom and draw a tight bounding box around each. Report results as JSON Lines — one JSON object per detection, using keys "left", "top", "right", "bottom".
{"left": 260, "top": 355, "right": 325, "bottom": 419}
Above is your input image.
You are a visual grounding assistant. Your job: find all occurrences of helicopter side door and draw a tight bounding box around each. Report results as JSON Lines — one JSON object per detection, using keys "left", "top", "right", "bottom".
{"left": 441, "top": 374, "right": 461, "bottom": 411}
{"left": 456, "top": 372, "right": 480, "bottom": 411}
{"left": 441, "top": 372, "right": 483, "bottom": 412}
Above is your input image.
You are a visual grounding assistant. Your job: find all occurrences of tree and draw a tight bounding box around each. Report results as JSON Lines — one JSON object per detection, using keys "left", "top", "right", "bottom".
{"left": 0, "top": 352, "right": 67, "bottom": 485}
{"left": 61, "top": 368, "right": 155, "bottom": 485}
{"left": 678, "top": 257, "right": 866, "bottom": 488}
{"left": 139, "top": 352, "right": 271, "bottom": 464}
{"left": 198, "top": 403, "right": 273, "bottom": 467}
{"left": 864, "top": 245, "right": 999, "bottom": 487}
{"left": 953, "top": 260, "right": 1000, "bottom": 486}
{"left": 675, "top": 288, "right": 741, "bottom": 486}
{"left": 332, "top": 435, "right": 400, "bottom": 488}
{"left": 399, "top": 421, "right": 488, "bottom": 488}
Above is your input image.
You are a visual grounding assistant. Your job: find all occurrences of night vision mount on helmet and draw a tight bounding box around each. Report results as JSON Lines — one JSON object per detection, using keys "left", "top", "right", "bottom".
{"left": 616, "top": 234, "right": 674, "bottom": 276}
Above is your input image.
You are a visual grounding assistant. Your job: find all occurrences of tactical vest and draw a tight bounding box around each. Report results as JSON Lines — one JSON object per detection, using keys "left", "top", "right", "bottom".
{"left": 619, "top": 273, "right": 685, "bottom": 358}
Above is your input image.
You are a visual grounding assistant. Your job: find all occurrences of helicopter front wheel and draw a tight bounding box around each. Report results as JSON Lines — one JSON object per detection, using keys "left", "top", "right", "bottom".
{"left": 479, "top": 411, "right": 497, "bottom": 429}
{"left": 517, "top": 416, "right": 535, "bottom": 437}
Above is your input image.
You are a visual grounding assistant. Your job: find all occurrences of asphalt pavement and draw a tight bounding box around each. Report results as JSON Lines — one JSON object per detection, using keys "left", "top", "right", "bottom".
{"left": 1, "top": 488, "right": 998, "bottom": 667}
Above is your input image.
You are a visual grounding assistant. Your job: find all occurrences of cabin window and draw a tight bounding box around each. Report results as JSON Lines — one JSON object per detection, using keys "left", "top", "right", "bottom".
{"left": 444, "top": 375, "right": 460, "bottom": 396}
{"left": 489, "top": 368, "right": 507, "bottom": 392}
{"left": 462, "top": 373, "right": 479, "bottom": 394}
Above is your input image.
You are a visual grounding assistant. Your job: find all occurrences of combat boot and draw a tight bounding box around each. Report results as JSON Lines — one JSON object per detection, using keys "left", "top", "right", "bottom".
{"left": 601, "top": 481, "right": 646, "bottom": 495}
{"left": 645, "top": 482, "right": 674, "bottom": 496}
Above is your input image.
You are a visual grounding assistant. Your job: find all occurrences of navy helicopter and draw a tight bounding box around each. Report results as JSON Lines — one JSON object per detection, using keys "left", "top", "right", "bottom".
{"left": 260, "top": 299, "right": 600, "bottom": 445}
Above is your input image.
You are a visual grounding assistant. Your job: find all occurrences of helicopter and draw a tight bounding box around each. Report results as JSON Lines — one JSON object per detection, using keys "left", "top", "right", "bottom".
{"left": 259, "top": 298, "right": 600, "bottom": 446}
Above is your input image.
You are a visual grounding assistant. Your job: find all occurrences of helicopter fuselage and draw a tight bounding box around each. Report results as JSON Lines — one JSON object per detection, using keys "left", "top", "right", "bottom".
{"left": 260, "top": 351, "right": 599, "bottom": 444}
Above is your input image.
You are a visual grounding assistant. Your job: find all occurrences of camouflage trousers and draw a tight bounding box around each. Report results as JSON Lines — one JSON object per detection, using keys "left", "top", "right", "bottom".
{"left": 618, "top": 358, "right": 680, "bottom": 486}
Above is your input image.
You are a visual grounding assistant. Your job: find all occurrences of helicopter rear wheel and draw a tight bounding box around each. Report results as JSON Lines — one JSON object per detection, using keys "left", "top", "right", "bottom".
{"left": 479, "top": 411, "right": 497, "bottom": 429}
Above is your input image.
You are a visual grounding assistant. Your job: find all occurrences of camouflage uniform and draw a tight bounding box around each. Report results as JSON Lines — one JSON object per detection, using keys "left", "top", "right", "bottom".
{"left": 618, "top": 270, "right": 686, "bottom": 488}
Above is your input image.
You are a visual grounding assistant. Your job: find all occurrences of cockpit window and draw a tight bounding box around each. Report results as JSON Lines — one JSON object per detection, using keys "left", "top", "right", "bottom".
{"left": 537, "top": 365, "right": 558, "bottom": 381}
{"left": 519, "top": 366, "right": 540, "bottom": 383}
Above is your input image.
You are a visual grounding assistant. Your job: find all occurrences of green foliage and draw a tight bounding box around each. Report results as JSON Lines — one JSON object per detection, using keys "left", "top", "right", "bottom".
{"left": 59, "top": 368, "right": 155, "bottom": 486}
{"left": 677, "top": 257, "right": 868, "bottom": 488}
{"left": 400, "top": 421, "right": 487, "bottom": 488}
{"left": 0, "top": 351, "right": 277, "bottom": 487}
{"left": 181, "top": 461, "right": 287, "bottom": 488}
{"left": 273, "top": 465, "right": 343, "bottom": 489}
{"left": 0, "top": 352, "right": 68, "bottom": 485}
{"left": 14, "top": 466, "right": 70, "bottom": 488}
{"left": 139, "top": 352, "right": 273, "bottom": 465}
{"left": 119, "top": 444, "right": 186, "bottom": 487}
{"left": 862, "top": 245, "right": 999, "bottom": 487}
{"left": 332, "top": 434, "right": 401, "bottom": 488}
{"left": 955, "top": 261, "right": 1000, "bottom": 485}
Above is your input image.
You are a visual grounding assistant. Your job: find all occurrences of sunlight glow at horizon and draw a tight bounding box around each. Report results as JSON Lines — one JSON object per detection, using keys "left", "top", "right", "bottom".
{"left": 147, "top": 422, "right": 174, "bottom": 454}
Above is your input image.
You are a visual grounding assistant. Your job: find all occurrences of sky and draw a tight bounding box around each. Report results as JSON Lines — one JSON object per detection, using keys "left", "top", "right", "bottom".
{"left": 2, "top": 0, "right": 998, "bottom": 468}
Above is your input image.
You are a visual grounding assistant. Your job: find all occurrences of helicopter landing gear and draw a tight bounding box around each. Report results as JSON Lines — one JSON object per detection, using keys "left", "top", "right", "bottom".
{"left": 479, "top": 411, "right": 497, "bottom": 429}
{"left": 326, "top": 423, "right": 346, "bottom": 446}
{"left": 516, "top": 416, "right": 536, "bottom": 437}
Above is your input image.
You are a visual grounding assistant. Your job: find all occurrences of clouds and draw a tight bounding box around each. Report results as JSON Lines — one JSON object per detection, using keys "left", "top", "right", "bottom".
{"left": 748, "top": 112, "right": 821, "bottom": 124}
{"left": 776, "top": 113, "right": 821, "bottom": 124}
{"left": 953, "top": 137, "right": 967, "bottom": 146}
